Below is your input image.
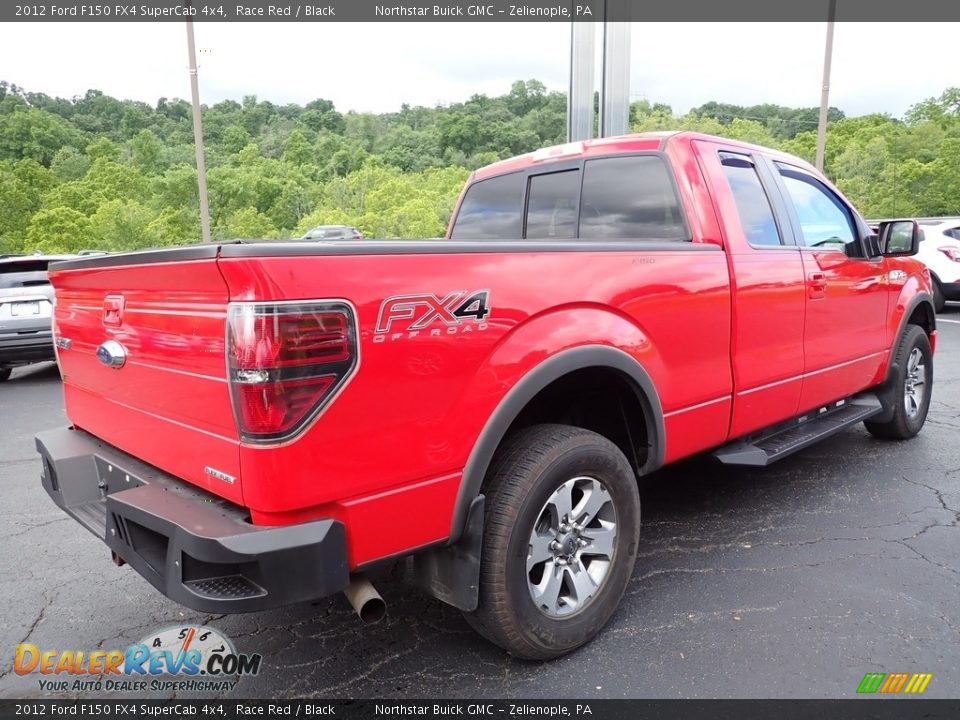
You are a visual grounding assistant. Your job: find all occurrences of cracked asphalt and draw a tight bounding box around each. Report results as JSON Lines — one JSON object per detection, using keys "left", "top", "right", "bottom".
{"left": 1, "top": 311, "right": 958, "bottom": 700}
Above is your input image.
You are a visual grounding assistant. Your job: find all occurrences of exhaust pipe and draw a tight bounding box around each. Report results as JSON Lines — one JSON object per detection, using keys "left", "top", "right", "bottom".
{"left": 344, "top": 575, "right": 386, "bottom": 624}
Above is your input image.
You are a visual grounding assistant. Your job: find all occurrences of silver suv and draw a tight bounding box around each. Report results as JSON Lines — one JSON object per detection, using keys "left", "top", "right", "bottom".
{"left": 0, "top": 255, "right": 74, "bottom": 382}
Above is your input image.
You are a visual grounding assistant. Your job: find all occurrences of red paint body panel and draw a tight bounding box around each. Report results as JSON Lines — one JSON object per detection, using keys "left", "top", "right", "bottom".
{"left": 47, "top": 132, "right": 933, "bottom": 571}
{"left": 51, "top": 260, "right": 243, "bottom": 504}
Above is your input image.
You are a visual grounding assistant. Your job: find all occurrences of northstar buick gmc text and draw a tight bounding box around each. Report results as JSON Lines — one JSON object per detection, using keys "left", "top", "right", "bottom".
{"left": 36, "top": 132, "right": 935, "bottom": 659}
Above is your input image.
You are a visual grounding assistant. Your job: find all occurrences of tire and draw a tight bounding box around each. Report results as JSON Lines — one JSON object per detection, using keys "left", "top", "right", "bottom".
{"left": 0, "top": 368, "right": 11, "bottom": 382}
{"left": 864, "top": 325, "right": 932, "bottom": 440}
{"left": 933, "top": 279, "right": 946, "bottom": 313}
{"left": 463, "top": 423, "right": 641, "bottom": 660}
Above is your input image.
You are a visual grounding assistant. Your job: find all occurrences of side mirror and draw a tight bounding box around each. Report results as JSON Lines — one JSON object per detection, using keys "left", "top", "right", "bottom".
{"left": 878, "top": 219, "right": 921, "bottom": 257}
{"left": 864, "top": 233, "right": 881, "bottom": 258}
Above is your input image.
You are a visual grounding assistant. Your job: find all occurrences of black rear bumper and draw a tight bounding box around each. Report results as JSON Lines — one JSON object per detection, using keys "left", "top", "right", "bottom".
{"left": 35, "top": 427, "right": 349, "bottom": 613}
{"left": 0, "top": 330, "right": 55, "bottom": 365}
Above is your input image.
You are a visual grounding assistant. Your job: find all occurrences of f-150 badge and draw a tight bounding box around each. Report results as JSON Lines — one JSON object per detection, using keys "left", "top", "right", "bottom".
{"left": 374, "top": 290, "right": 490, "bottom": 342}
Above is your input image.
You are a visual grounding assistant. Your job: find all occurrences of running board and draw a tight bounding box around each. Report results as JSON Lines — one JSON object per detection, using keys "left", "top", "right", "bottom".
{"left": 711, "top": 394, "right": 883, "bottom": 467}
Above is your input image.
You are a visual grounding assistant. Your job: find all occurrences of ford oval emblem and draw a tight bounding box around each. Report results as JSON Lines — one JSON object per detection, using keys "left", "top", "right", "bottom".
{"left": 96, "top": 340, "right": 127, "bottom": 369}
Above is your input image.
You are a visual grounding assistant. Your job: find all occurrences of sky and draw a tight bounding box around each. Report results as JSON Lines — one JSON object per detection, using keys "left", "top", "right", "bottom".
{"left": 1, "top": 22, "right": 955, "bottom": 118}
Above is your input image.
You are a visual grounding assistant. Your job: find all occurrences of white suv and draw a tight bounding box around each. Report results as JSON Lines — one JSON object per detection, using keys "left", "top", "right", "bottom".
{"left": 915, "top": 218, "right": 960, "bottom": 311}
{"left": 874, "top": 218, "right": 960, "bottom": 312}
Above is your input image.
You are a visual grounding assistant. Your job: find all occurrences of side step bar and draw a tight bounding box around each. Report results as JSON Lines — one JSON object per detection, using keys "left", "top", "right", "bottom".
{"left": 711, "top": 393, "right": 883, "bottom": 467}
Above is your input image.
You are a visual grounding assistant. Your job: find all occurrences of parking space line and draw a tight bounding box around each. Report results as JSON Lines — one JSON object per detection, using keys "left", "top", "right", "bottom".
{"left": 937, "top": 318, "right": 960, "bottom": 325}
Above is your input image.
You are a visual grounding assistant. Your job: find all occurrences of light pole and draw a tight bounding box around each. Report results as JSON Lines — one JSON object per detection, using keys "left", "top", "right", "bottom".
{"left": 185, "top": 2, "right": 212, "bottom": 244}
{"left": 815, "top": 0, "right": 837, "bottom": 173}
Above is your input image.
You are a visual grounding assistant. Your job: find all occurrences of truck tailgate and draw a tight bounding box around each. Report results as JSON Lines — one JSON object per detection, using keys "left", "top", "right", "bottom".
{"left": 49, "top": 252, "right": 243, "bottom": 505}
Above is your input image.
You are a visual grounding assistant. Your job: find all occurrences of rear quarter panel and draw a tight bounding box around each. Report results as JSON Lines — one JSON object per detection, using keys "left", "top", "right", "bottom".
{"left": 218, "top": 247, "right": 731, "bottom": 565}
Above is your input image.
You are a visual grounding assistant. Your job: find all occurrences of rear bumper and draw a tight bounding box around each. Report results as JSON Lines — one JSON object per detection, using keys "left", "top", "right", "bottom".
{"left": 0, "top": 330, "right": 54, "bottom": 365}
{"left": 35, "top": 427, "right": 349, "bottom": 613}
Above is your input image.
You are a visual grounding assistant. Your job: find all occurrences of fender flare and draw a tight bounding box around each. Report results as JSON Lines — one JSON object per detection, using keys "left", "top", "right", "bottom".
{"left": 889, "top": 291, "right": 935, "bottom": 378}
{"left": 872, "top": 291, "right": 934, "bottom": 423}
{"left": 447, "top": 344, "right": 664, "bottom": 544}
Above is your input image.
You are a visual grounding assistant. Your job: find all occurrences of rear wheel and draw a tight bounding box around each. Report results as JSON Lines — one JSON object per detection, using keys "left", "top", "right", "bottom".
{"left": 0, "top": 368, "right": 11, "bottom": 382}
{"left": 464, "top": 424, "right": 640, "bottom": 659}
{"left": 864, "top": 325, "right": 932, "bottom": 440}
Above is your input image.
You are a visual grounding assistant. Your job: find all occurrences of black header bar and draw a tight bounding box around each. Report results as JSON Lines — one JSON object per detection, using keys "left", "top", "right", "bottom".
{"left": 1, "top": 699, "right": 959, "bottom": 720}
{"left": 5, "top": 0, "right": 960, "bottom": 22}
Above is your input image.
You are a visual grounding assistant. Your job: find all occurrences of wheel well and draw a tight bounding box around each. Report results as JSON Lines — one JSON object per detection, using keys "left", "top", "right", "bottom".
{"left": 499, "top": 367, "right": 651, "bottom": 476}
{"left": 907, "top": 300, "right": 934, "bottom": 335}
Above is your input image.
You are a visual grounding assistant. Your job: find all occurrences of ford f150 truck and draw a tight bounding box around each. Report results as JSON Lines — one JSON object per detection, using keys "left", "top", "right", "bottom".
{"left": 36, "top": 132, "right": 935, "bottom": 659}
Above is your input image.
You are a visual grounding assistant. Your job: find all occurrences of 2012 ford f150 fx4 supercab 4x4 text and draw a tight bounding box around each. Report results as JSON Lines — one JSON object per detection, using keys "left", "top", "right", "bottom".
{"left": 36, "top": 132, "right": 935, "bottom": 659}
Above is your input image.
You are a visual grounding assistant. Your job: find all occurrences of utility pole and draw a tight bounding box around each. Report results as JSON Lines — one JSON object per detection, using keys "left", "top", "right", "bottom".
{"left": 185, "top": 1, "right": 212, "bottom": 244}
{"left": 815, "top": 0, "right": 837, "bottom": 173}
{"left": 599, "top": 20, "right": 630, "bottom": 137}
{"left": 567, "top": 5, "right": 631, "bottom": 142}
{"left": 567, "top": 21, "right": 596, "bottom": 142}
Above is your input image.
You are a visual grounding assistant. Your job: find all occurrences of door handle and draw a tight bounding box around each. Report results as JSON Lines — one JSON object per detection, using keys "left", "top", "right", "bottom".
{"left": 808, "top": 272, "right": 827, "bottom": 299}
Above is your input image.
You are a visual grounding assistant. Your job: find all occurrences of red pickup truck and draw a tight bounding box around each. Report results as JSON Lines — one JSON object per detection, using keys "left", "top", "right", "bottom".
{"left": 37, "top": 132, "right": 935, "bottom": 659}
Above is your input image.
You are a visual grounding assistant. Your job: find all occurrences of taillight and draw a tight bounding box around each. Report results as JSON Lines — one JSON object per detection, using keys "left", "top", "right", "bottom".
{"left": 227, "top": 301, "right": 358, "bottom": 443}
{"left": 938, "top": 246, "right": 960, "bottom": 262}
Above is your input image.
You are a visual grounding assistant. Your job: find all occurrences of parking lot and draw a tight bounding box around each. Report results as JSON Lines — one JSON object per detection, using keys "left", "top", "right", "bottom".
{"left": 1, "top": 311, "right": 958, "bottom": 700}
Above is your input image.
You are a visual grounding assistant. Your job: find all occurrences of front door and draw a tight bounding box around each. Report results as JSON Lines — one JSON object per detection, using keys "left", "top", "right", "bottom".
{"left": 771, "top": 161, "right": 889, "bottom": 412}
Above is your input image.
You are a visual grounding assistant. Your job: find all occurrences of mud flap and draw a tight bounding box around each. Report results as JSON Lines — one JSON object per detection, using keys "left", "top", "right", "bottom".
{"left": 411, "top": 495, "right": 484, "bottom": 612}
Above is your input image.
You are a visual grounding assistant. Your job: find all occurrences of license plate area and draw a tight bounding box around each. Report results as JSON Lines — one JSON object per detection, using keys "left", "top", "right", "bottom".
{"left": 11, "top": 301, "right": 40, "bottom": 317}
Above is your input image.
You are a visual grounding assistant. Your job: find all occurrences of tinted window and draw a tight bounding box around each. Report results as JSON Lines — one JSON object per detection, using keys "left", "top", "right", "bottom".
{"left": 777, "top": 164, "right": 857, "bottom": 254}
{"left": 0, "top": 261, "right": 50, "bottom": 290}
{"left": 579, "top": 156, "right": 687, "bottom": 240}
{"left": 946, "top": 227, "right": 960, "bottom": 241}
{"left": 525, "top": 170, "right": 579, "bottom": 239}
{"left": 450, "top": 173, "right": 525, "bottom": 240}
{"left": 720, "top": 154, "right": 781, "bottom": 247}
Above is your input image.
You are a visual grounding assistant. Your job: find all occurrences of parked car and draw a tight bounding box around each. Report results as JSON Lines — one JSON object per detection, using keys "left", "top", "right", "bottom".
{"left": 36, "top": 132, "right": 934, "bottom": 659}
{"left": 301, "top": 225, "right": 363, "bottom": 240}
{"left": 0, "top": 254, "right": 75, "bottom": 381}
{"left": 916, "top": 218, "right": 960, "bottom": 311}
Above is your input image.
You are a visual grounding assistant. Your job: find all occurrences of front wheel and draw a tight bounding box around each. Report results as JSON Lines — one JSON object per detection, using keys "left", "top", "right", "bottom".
{"left": 864, "top": 325, "right": 932, "bottom": 440}
{"left": 0, "top": 368, "right": 11, "bottom": 382}
{"left": 463, "top": 424, "right": 640, "bottom": 660}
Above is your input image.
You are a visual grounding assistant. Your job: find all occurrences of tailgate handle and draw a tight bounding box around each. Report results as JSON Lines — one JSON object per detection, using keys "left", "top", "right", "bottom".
{"left": 102, "top": 295, "right": 125, "bottom": 326}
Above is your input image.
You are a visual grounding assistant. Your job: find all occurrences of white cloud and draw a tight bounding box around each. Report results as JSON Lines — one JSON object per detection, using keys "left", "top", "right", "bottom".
{"left": 1, "top": 22, "right": 954, "bottom": 117}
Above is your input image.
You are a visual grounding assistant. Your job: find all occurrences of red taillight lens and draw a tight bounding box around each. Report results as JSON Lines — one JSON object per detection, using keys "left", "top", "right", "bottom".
{"left": 938, "top": 246, "right": 960, "bottom": 263}
{"left": 227, "top": 302, "right": 357, "bottom": 443}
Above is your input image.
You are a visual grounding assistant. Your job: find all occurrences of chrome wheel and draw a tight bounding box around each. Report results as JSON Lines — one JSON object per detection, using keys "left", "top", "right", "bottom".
{"left": 904, "top": 347, "right": 926, "bottom": 419}
{"left": 527, "top": 476, "right": 618, "bottom": 618}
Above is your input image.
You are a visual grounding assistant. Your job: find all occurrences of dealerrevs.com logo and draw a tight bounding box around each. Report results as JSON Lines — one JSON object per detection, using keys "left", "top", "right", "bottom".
{"left": 14, "top": 625, "right": 261, "bottom": 693}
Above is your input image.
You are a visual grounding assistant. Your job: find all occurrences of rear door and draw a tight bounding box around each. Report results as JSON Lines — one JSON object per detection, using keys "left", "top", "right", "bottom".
{"left": 50, "top": 252, "right": 242, "bottom": 504}
{"left": 770, "top": 161, "right": 888, "bottom": 412}
{"left": 694, "top": 141, "right": 807, "bottom": 438}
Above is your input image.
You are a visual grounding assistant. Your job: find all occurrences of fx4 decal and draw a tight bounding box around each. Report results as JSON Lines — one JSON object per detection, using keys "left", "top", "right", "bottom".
{"left": 374, "top": 290, "right": 491, "bottom": 341}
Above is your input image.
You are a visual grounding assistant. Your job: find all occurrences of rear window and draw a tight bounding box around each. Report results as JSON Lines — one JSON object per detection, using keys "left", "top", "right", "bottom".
{"left": 0, "top": 261, "right": 50, "bottom": 290}
{"left": 526, "top": 170, "right": 579, "bottom": 239}
{"left": 719, "top": 153, "right": 781, "bottom": 247}
{"left": 450, "top": 173, "right": 525, "bottom": 240}
{"left": 451, "top": 154, "right": 687, "bottom": 242}
{"left": 579, "top": 156, "right": 687, "bottom": 240}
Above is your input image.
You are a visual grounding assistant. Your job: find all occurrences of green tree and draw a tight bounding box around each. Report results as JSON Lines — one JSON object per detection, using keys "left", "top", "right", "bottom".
{"left": 128, "top": 129, "right": 164, "bottom": 173}
{"left": 25, "top": 207, "right": 92, "bottom": 253}
{"left": 89, "top": 199, "right": 154, "bottom": 250}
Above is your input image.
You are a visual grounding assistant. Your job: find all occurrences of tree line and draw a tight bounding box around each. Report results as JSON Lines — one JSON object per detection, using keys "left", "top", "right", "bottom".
{"left": 1, "top": 79, "right": 958, "bottom": 255}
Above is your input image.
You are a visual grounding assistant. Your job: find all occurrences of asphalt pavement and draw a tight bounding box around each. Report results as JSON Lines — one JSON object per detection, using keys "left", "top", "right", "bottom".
{"left": 1, "top": 310, "right": 958, "bottom": 699}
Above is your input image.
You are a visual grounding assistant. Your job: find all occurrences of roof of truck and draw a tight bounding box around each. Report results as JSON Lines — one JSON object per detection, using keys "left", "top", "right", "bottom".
{"left": 471, "top": 131, "right": 818, "bottom": 183}
{"left": 471, "top": 132, "right": 676, "bottom": 182}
